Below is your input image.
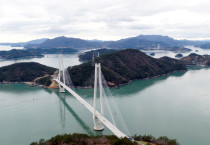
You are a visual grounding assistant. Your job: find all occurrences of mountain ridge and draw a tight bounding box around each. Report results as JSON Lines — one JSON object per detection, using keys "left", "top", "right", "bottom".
{"left": 24, "top": 35, "right": 194, "bottom": 52}
{"left": 0, "top": 38, "right": 48, "bottom": 47}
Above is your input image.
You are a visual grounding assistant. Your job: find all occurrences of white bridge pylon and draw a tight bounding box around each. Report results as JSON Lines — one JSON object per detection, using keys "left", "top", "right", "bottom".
{"left": 93, "top": 63, "right": 104, "bottom": 131}
{"left": 58, "top": 54, "right": 65, "bottom": 93}
{"left": 55, "top": 60, "right": 128, "bottom": 138}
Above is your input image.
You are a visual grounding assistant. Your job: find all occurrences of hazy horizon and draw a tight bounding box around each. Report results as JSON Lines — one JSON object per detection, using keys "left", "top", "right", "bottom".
{"left": 1, "top": 34, "right": 210, "bottom": 44}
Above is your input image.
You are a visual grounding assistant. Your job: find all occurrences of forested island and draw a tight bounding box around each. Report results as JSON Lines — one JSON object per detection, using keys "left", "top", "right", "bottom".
{"left": 175, "top": 53, "right": 183, "bottom": 58}
{"left": 0, "top": 49, "right": 43, "bottom": 59}
{"left": 27, "top": 47, "right": 78, "bottom": 54}
{"left": 0, "top": 49, "right": 189, "bottom": 88}
{"left": 0, "top": 62, "right": 55, "bottom": 83}
{"left": 30, "top": 133, "right": 179, "bottom": 145}
{"left": 3, "top": 50, "right": 210, "bottom": 88}
{"left": 181, "top": 53, "right": 210, "bottom": 65}
{"left": 69, "top": 49, "right": 187, "bottom": 87}
{"left": 0, "top": 48, "right": 77, "bottom": 60}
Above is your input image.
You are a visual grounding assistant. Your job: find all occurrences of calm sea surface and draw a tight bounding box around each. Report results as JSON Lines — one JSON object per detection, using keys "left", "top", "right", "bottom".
{"left": 0, "top": 46, "right": 210, "bottom": 145}
{"left": 0, "top": 45, "right": 24, "bottom": 51}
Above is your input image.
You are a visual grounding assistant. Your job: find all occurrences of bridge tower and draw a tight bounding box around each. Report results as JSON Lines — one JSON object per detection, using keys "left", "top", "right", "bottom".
{"left": 59, "top": 54, "right": 66, "bottom": 93}
{"left": 93, "top": 63, "right": 104, "bottom": 131}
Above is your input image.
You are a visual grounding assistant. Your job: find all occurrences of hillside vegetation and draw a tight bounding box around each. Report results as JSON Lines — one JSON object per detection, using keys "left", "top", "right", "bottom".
{"left": 0, "top": 49, "right": 43, "bottom": 59}
{"left": 69, "top": 49, "right": 187, "bottom": 87}
{"left": 181, "top": 53, "right": 210, "bottom": 65}
{"left": 0, "top": 48, "right": 77, "bottom": 60}
{"left": 35, "top": 75, "right": 52, "bottom": 86}
{"left": 30, "top": 134, "right": 136, "bottom": 145}
{"left": 0, "top": 62, "right": 56, "bottom": 82}
{"left": 30, "top": 133, "right": 179, "bottom": 145}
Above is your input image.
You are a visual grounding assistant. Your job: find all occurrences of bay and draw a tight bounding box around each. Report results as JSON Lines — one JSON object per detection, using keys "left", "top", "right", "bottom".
{"left": 1, "top": 46, "right": 210, "bottom": 145}
{"left": 0, "top": 67, "right": 210, "bottom": 145}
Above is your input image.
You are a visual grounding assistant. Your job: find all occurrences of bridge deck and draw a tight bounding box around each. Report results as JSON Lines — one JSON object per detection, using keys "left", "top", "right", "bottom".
{"left": 54, "top": 79, "right": 128, "bottom": 138}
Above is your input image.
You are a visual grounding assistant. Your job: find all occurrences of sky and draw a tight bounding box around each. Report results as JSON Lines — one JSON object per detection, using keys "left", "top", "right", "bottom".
{"left": 0, "top": 0, "right": 210, "bottom": 42}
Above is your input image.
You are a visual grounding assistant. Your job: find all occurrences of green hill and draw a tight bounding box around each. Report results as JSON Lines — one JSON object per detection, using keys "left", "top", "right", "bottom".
{"left": 0, "top": 62, "right": 56, "bottom": 82}
{"left": 30, "top": 133, "right": 179, "bottom": 145}
{"left": 69, "top": 49, "right": 187, "bottom": 87}
{"left": 0, "top": 49, "right": 43, "bottom": 59}
{"left": 181, "top": 53, "right": 210, "bottom": 65}
{"left": 0, "top": 48, "right": 78, "bottom": 60}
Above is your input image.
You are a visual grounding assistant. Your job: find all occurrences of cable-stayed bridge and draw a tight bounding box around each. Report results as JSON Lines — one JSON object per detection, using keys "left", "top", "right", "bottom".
{"left": 54, "top": 54, "right": 132, "bottom": 140}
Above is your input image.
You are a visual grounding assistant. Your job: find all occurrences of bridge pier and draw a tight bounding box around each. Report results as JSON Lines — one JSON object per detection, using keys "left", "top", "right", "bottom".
{"left": 59, "top": 87, "right": 65, "bottom": 93}
{"left": 93, "top": 63, "right": 104, "bottom": 131}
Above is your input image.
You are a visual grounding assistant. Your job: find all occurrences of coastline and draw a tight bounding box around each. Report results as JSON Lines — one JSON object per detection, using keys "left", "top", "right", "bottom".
{"left": 0, "top": 81, "right": 55, "bottom": 89}
{"left": 113, "top": 69, "right": 188, "bottom": 88}
{"left": 0, "top": 69, "right": 187, "bottom": 89}
{"left": 0, "top": 69, "right": 188, "bottom": 89}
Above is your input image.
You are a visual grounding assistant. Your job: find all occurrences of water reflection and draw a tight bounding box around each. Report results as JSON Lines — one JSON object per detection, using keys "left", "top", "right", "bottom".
{"left": 59, "top": 93, "right": 66, "bottom": 129}
{"left": 188, "top": 65, "right": 210, "bottom": 70}
{"left": 54, "top": 91, "right": 95, "bottom": 135}
{"left": 1, "top": 67, "right": 210, "bottom": 145}
{"left": 0, "top": 70, "right": 187, "bottom": 97}
{"left": 111, "top": 71, "right": 187, "bottom": 97}
{"left": 0, "top": 83, "right": 42, "bottom": 94}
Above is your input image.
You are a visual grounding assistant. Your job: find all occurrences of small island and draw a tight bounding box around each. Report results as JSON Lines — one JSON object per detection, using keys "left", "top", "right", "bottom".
{"left": 175, "top": 53, "right": 183, "bottom": 58}
{"left": 0, "top": 49, "right": 43, "bottom": 60}
{"left": 168, "top": 46, "right": 191, "bottom": 53}
{"left": 149, "top": 52, "right": 155, "bottom": 56}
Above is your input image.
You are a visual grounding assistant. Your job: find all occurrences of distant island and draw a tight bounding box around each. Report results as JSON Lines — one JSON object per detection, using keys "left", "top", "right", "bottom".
{"left": 0, "top": 49, "right": 43, "bottom": 59}
{"left": 30, "top": 133, "right": 179, "bottom": 145}
{"left": 0, "top": 48, "right": 78, "bottom": 60}
{"left": 27, "top": 47, "right": 78, "bottom": 54}
{"left": 24, "top": 35, "right": 195, "bottom": 52}
{"left": 181, "top": 53, "right": 210, "bottom": 65}
{"left": 175, "top": 53, "right": 183, "bottom": 58}
{"left": 3, "top": 35, "right": 210, "bottom": 53}
{"left": 149, "top": 52, "right": 155, "bottom": 56}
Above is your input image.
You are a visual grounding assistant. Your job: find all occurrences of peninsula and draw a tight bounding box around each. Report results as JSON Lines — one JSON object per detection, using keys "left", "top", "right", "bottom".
{"left": 69, "top": 49, "right": 187, "bottom": 87}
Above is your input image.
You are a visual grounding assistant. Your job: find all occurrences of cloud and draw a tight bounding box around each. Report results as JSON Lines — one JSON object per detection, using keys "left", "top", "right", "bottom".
{"left": 0, "top": 0, "right": 210, "bottom": 42}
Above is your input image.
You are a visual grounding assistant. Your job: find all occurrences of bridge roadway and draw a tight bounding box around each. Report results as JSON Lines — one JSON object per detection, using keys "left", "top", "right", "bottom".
{"left": 54, "top": 79, "right": 128, "bottom": 138}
